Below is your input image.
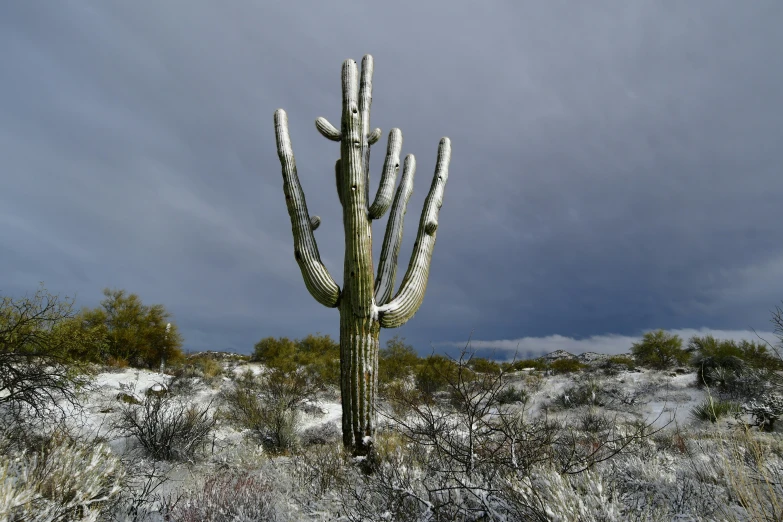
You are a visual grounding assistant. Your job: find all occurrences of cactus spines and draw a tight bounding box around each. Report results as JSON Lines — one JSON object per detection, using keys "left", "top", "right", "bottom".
{"left": 273, "top": 55, "right": 451, "bottom": 454}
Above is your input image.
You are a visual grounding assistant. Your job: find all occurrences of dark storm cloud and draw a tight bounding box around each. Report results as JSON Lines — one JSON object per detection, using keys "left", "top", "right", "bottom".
{"left": 1, "top": 1, "right": 781, "bottom": 355}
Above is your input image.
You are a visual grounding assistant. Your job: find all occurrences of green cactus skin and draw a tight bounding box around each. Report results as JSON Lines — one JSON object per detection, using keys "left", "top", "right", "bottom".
{"left": 273, "top": 55, "right": 451, "bottom": 455}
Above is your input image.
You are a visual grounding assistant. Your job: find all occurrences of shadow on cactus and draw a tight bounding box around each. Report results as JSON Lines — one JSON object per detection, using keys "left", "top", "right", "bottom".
{"left": 273, "top": 54, "right": 452, "bottom": 456}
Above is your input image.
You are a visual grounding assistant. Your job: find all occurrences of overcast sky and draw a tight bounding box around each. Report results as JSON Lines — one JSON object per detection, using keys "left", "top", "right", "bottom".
{"left": 2, "top": 1, "right": 781, "bottom": 357}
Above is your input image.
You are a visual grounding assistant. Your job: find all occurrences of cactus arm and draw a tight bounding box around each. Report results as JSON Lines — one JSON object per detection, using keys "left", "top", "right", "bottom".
{"left": 274, "top": 108, "right": 341, "bottom": 308}
{"left": 374, "top": 154, "right": 416, "bottom": 306}
{"left": 368, "top": 129, "right": 403, "bottom": 220}
{"left": 377, "top": 137, "right": 451, "bottom": 328}
{"left": 316, "top": 117, "right": 341, "bottom": 141}
{"left": 368, "top": 128, "right": 382, "bottom": 145}
{"left": 341, "top": 59, "right": 375, "bottom": 317}
{"left": 359, "top": 55, "right": 374, "bottom": 205}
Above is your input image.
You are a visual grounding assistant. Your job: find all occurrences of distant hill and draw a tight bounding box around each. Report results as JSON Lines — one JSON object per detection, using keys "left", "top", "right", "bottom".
{"left": 537, "top": 350, "right": 627, "bottom": 365}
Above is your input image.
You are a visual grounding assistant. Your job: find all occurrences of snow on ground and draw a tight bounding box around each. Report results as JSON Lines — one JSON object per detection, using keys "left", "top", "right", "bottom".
{"left": 516, "top": 367, "right": 708, "bottom": 429}
{"left": 33, "top": 356, "right": 778, "bottom": 521}
{"left": 231, "top": 362, "right": 265, "bottom": 376}
{"left": 299, "top": 398, "right": 342, "bottom": 432}
{"left": 69, "top": 362, "right": 716, "bottom": 456}
{"left": 93, "top": 367, "right": 172, "bottom": 395}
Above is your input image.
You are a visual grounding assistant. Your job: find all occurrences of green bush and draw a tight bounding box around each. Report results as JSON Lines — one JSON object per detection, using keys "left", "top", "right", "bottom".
{"left": 378, "top": 336, "right": 420, "bottom": 385}
{"left": 468, "top": 357, "right": 502, "bottom": 374}
{"left": 505, "top": 359, "right": 548, "bottom": 372}
{"left": 77, "top": 288, "right": 184, "bottom": 370}
{"left": 549, "top": 359, "right": 585, "bottom": 374}
{"left": 688, "top": 335, "right": 780, "bottom": 399}
{"left": 252, "top": 337, "right": 298, "bottom": 370}
{"left": 251, "top": 334, "right": 340, "bottom": 388}
{"left": 0, "top": 285, "right": 102, "bottom": 426}
{"left": 219, "top": 368, "right": 316, "bottom": 453}
{"left": 414, "top": 355, "right": 458, "bottom": 396}
{"left": 690, "top": 335, "right": 783, "bottom": 391}
{"left": 555, "top": 378, "right": 606, "bottom": 409}
{"left": 599, "top": 355, "right": 637, "bottom": 375}
{"left": 174, "top": 354, "right": 225, "bottom": 386}
{"left": 296, "top": 333, "right": 340, "bottom": 387}
{"left": 630, "top": 330, "right": 689, "bottom": 369}
{"left": 496, "top": 385, "right": 528, "bottom": 405}
{"left": 607, "top": 355, "right": 635, "bottom": 367}
{"left": 690, "top": 397, "right": 741, "bottom": 423}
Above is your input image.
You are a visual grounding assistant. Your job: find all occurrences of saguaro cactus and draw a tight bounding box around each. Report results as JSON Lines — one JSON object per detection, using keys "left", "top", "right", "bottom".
{"left": 273, "top": 54, "right": 451, "bottom": 455}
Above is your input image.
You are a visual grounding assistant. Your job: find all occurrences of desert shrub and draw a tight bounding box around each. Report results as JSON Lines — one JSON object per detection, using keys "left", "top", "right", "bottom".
{"left": 690, "top": 335, "right": 782, "bottom": 401}
{"left": 608, "top": 355, "right": 635, "bottom": 366}
{"left": 77, "top": 288, "right": 184, "bottom": 370}
{"left": 690, "top": 397, "right": 741, "bottom": 423}
{"left": 496, "top": 385, "right": 528, "bottom": 405}
{"left": 251, "top": 336, "right": 297, "bottom": 370}
{"left": 173, "top": 354, "right": 224, "bottom": 387}
{"left": 160, "top": 470, "right": 281, "bottom": 522}
{"left": 467, "top": 357, "right": 502, "bottom": 374}
{"left": 738, "top": 339, "right": 783, "bottom": 369}
{"left": 252, "top": 334, "right": 340, "bottom": 387}
{"left": 219, "top": 368, "right": 316, "bottom": 453}
{"left": 378, "top": 335, "right": 420, "bottom": 385}
{"left": 576, "top": 408, "right": 616, "bottom": 434}
{"left": 0, "top": 431, "right": 123, "bottom": 522}
{"left": 302, "top": 355, "right": 340, "bottom": 390}
{"left": 349, "top": 348, "right": 654, "bottom": 521}
{"left": 717, "top": 430, "right": 783, "bottom": 520}
{"left": 300, "top": 421, "right": 342, "bottom": 447}
{"left": 113, "top": 392, "right": 215, "bottom": 461}
{"left": 414, "top": 354, "right": 459, "bottom": 396}
{"left": 217, "top": 376, "right": 265, "bottom": 431}
{"left": 599, "top": 355, "right": 637, "bottom": 376}
{"left": 380, "top": 379, "right": 425, "bottom": 418}
{"left": 103, "top": 459, "right": 172, "bottom": 522}
{"left": 502, "top": 466, "right": 623, "bottom": 521}
{"left": 0, "top": 285, "right": 102, "bottom": 427}
{"left": 506, "top": 359, "right": 548, "bottom": 372}
{"left": 167, "top": 374, "right": 203, "bottom": 397}
{"left": 691, "top": 335, "right": 745, "bottom": 389}
{"left": 742, "top": 393, "right": 783, "bottom": 432}
{"left": 520, "top": 371, "right": 545, "bottom": 395}
{"left": 294, "top": 333, "right": 341, "bottom": 387}
{"left": 290, "top": 443, "right": 351, "bottom": 502}
{"left": 691, "top": 335, "right": 782, "bottom": 369}
{"left": 104, "top": 356, "right": 130, "bottom": 371}
{"left": 555, "top": 378, "right": 606, "bottom": 409}
{"left": 630, "top": 329, "right": 689, "bottom": 369}
{"left": 549, "top": 358, "right": 585, "bottom": 374}
{"left": 651, "top": 429, "right": 689, "bottom": 455}
{"left": 117, "top": 392, "right": 142, "bottom": 405}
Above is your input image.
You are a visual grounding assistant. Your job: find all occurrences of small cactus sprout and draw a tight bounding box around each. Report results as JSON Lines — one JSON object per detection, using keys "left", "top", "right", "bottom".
{"left": 273, "top": 54, "right": 451, "bottom": 455}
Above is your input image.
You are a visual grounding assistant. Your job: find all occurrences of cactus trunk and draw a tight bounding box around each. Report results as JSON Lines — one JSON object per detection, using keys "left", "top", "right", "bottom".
{"left": 339, "top": 297, "right": 380, "bottom": 451}
{"left": 273, "top": 54, "right": 451, "bottom": 455}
